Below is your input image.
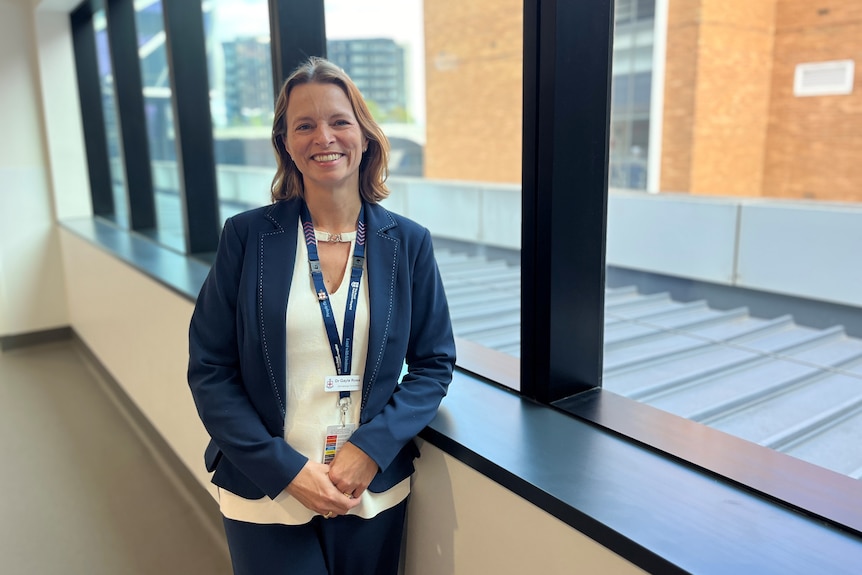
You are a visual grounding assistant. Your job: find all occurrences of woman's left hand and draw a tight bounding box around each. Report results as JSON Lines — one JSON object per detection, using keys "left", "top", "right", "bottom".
{"left": 328, "top": 442, "right": 379, "bottom": 499}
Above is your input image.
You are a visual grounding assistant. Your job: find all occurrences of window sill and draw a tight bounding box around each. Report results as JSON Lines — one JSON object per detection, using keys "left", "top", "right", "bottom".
{"left": 427, "top": 372, "right": 862, "bottom": 574}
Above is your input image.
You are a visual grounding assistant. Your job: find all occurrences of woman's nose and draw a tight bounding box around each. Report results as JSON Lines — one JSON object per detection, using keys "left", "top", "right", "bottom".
{"left": 315, "top": 125, "right": 334, "bottom": 146}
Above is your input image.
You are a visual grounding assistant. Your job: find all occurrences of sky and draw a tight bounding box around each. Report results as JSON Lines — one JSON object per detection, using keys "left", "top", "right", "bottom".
{"left": 324, "top": 0, "right": 422, "bottom": 44}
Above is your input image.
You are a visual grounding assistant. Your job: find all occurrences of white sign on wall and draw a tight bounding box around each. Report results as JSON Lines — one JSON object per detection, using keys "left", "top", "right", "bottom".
{"left": 794, "top": 60, "right": 855, "bottom": 97}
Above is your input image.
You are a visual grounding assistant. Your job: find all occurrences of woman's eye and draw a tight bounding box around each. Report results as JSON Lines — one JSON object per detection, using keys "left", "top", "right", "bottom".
{"left": 296, "top": 124, "right": 311, "bottom": 131}
{"left": 334, "top": 119, "right": 350, "bottom": 126}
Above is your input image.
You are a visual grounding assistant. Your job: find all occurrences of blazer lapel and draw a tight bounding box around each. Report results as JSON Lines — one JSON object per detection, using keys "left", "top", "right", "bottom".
{"left": 259, "top": 200, "right": 300, "bottom": 417}
{"left": 363, "top": 203, "right": 399, "bottom": 406}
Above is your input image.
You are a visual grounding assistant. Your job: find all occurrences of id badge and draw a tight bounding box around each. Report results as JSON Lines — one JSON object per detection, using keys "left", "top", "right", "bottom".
{"left": 323, "top": 423, "right": 357, "bottom": 464}
{"left": 324, "top": 375, "right": 361, "bottom": 393}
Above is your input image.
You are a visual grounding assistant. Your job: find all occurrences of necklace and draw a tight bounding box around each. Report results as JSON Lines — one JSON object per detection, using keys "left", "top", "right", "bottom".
{"left": 314, "top": 229, "right": 356, "bottom": 243}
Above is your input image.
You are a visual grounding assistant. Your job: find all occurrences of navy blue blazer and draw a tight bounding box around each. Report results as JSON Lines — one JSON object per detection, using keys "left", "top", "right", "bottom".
{"left": 188, "top": 198, "right": 456, "bottom": 500}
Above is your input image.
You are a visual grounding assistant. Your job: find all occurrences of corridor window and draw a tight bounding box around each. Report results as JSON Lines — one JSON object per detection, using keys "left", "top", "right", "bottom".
{"left": 134, "top": 0, "right": 183, "bottom": 251}
{"left": 325, "top": 0, "right": 523, "bottom": 386}
{"left": 203, "top": 0, "right": 277, "bottom": 221}
{"left": 603, "top": 0, "right": 862, "bottom": 482}
{"left": 93, "top": 9, "right": 129, "bottom": 228}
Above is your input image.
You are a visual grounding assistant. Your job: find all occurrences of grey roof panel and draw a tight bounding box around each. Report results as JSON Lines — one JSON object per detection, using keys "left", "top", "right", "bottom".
{"left": 434, "top": 248, "right": 862, "bottom": 481}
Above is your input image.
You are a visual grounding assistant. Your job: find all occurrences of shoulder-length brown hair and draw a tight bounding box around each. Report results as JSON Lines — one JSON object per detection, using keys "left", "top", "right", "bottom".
{"left": 270, "top": 56, "right": 390, "bottom": 203}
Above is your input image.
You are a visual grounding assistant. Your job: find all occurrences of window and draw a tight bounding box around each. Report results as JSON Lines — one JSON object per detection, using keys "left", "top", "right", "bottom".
{"left": 609, "top": 4, "right": 656, "bottom": 190}
{"left": 324, "top": 0, "right": 524, "bottom": 384}
{"left": 134, "top": 0, "right": 184, "bottom": 251}
{"left": 603, "top": 0, "right": 862, "bottom": 482}
{"left": 92, "top": 9, "right": 129, "bottom": 228}
{"left": 204, "top": 0, "right": 276, "bottom": 222}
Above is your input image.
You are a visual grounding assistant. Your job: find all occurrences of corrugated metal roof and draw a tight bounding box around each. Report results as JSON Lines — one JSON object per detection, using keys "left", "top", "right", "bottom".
{"left": 436, "top": 248, "right": 862, "bottom": 480}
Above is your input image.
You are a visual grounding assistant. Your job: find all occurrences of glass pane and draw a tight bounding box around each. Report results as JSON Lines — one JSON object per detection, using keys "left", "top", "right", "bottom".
{"left": 603, "top": 0, "right": 862, "bottom": 481}
{"left": 325, "top": 0, "right": 523, "bottom": 385}
{"left": 134, "top": 0, "right": 184, "bottom": 251}
{"left": 203, "top": 0, "right": 277, "bottom": 222}
{"left": 93, "top": 9, "right": 129, "bottom": 228}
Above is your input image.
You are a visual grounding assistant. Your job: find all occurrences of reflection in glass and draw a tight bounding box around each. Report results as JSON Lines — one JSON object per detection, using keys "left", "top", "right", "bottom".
{"left": 93, "top": 9, "right": 129, "bottom": 228}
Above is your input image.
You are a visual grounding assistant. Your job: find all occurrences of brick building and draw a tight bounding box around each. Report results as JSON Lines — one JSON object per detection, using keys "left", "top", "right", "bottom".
{"left": 423, "top": 0, "right": 862, "bottom": 202}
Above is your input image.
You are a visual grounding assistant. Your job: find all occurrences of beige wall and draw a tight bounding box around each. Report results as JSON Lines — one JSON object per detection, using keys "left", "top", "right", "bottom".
{"left": 407, "top": 444, "right": 646, "bottom": 575}
{"left": 59, "top": 230, "right": 211, "bottom": 496}
{"left": 423, "top": 0, "right": 522, "bottom": 184}
{"left": 0, "top": 0, "right": 70, "bottom": 338}
{"left": 762, "top": 0, "right": 862, "bottom": 202}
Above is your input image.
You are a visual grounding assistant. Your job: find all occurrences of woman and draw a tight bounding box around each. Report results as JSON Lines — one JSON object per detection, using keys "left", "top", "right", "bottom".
{"left": 188, "top": 57, "right": 456, "bottom": 574}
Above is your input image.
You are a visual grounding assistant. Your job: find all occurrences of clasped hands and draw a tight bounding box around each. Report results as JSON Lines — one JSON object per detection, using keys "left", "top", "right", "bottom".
{"left": 285, "top": 442, "right": 378, "bottom": 519}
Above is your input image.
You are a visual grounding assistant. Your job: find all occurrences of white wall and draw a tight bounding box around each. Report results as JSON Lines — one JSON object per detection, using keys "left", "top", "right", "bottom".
{"left": 384, "top": 177, "right": 522, "bottom": 250}
{"left": 0, "top": 0, "right": 69, "bottom": 338}
{"left": 34, "top": 5, "right": 93, "bottom": 220}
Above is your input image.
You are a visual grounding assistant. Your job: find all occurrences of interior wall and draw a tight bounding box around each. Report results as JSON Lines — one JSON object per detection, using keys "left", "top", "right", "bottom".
{"left": 0, "top": 0, "right": 69, "bottom": 338}
{"left": 33, "top": 6, "right": 93, "bottom": 220}
{"left": 58, "top": 229, "right": 215, "bottom": 497}
{"left": 407, "top": 443, "right": 647, "bottom": 575}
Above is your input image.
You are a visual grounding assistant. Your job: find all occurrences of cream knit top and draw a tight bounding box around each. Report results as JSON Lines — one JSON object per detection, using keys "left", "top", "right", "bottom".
{"left": 218, "top": 224, "right": 409, "bottom": 524}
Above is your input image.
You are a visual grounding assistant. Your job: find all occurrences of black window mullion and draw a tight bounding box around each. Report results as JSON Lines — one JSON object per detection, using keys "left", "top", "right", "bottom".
{"left": 105, "top": 0, "right": 156, "bottom": 231}
{"left": 269, "top": 0, "right": 327, "bottom": 92}
{"left": 161, "top": 0, "right": 219, "bottom": 255}
{"left": 71, "top": 2, "right": 113, "bottom": 218}
{"left": 521, "top": 0, "right": 614, "bottom": 404}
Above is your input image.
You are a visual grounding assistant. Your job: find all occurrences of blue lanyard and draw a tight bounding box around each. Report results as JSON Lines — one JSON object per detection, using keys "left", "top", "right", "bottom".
{"left": 300, "top": 202, "right": 366, "bottom": 402}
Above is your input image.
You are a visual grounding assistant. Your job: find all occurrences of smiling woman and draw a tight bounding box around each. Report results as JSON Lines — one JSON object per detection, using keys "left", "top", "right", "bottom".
{"left": 271, "top": 57, "right": 391, "bottom": 208}
{"left": 282, "top": 83, "right": 367, "bottom": 200}
{"left": 187, "top": 56, "right": 456, "bottom": 574}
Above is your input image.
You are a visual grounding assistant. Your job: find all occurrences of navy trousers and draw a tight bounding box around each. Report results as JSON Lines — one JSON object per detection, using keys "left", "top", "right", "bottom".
{"left": 222, "top": 500, "right": 408, "bottom": 575}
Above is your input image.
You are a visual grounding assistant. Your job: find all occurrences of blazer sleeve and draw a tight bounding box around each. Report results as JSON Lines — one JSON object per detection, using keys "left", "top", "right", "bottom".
{"left": 188, "top": 217, "right": 307, "bottom": 499}
{"left": 349, "top": 227, "right": 456, "bottom": 471}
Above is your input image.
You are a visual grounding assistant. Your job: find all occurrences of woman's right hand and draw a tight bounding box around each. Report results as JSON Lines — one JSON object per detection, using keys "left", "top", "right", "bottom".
{"left": 284, "top": 460, "right": 363, "bottom": 517}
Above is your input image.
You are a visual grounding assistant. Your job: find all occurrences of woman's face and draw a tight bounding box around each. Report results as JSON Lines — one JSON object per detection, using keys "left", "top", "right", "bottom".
{"left": 283, "top": 82, "right": 367, "bottom": 195}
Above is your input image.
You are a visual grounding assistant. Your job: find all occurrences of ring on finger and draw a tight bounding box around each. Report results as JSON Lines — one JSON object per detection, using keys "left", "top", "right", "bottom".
{"left": 323, "top": 511, "right": 333, "bottom": 519}
{"left": 343, "top": 492, "right": 353, "bottom": 499}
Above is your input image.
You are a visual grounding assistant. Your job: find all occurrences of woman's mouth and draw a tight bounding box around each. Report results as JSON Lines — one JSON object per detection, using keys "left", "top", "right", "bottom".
{"left": 312, "top": 153, "right": 342, "bottom": 162}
